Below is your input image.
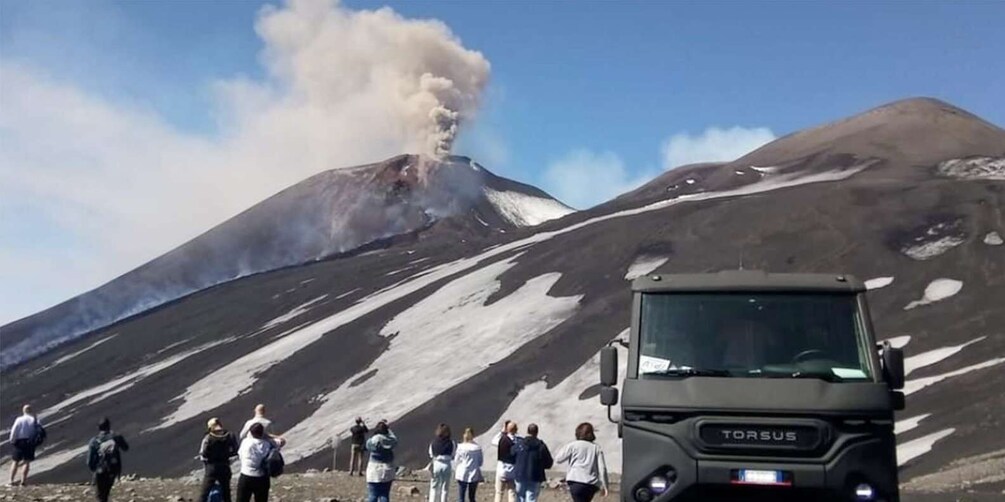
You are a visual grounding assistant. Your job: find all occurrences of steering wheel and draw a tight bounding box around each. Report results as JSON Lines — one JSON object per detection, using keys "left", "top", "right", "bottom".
{"left": 792, "top": 349, "right": 827, "bottom": 363}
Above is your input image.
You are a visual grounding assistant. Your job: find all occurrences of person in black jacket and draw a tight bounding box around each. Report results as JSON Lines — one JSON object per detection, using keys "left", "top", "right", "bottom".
{"left": 349, "top": 417, "right": 369, "bottom": 476}
{"left": 512, "top": 424, "right": 552, "bottom": 502}
{"left": 199, "top": 417, "right": 239, "bottom": 502}
{"left": 86, "top": 418, "right": 129, "bottom": 502}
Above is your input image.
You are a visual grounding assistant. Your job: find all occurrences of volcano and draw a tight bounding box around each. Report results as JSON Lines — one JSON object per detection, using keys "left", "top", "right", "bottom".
{"left": 1, "top": 98, "right": 1004, "bottom": 499}
{"left": 0, "top": 155, "right": 573, "bottom": 368}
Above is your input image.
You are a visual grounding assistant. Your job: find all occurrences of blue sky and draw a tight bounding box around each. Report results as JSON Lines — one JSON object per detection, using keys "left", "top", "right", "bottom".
{"left": 1, "top": 0, "right": 1003, "bottom": 323}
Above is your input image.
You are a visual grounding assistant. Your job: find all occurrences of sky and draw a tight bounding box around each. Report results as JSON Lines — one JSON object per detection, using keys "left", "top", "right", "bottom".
{"left": 1, "top": 0, "right": 1003, "bottom": 324}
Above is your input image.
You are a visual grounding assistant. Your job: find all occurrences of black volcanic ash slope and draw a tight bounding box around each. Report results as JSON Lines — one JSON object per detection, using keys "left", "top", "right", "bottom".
{"left": 1, "top": 98, "right": 1003, "bottom": 497}
{"left": 0, "top": 155, "right": 572, "bottom": 368}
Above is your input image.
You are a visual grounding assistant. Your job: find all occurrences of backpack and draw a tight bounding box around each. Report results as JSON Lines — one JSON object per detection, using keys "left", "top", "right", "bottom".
{"left": 207, "top": 482, "right": 224, "bottom": 502}
{"left": 32, "top": 419, "right": 46, "bottom": 447}
{"left": 203, "top": 433, "right": 233, "bottom": 464}
{"left": 262, "top": 446, "right": 284, "bottom": 478}
{"left": 95, "top": 436, "right": 120, "bottom": 475}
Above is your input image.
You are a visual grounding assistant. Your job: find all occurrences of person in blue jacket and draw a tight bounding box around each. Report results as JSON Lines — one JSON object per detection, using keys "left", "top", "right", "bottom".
{"left": 511, "top": 424, "right": 553, "bottom": 502}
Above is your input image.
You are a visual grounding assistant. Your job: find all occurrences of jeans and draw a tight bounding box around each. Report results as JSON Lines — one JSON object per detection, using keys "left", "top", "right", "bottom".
{"left": 493, "top": 476, "right": 515, "bottom": 502}
{"left": 429, "top": 461, "right": 452, "bottom": 502}
{"left": 199, "top": 464, "right": 232, "bottom": 502}
{"left": 94, "top": 473, "right": 115, "bottom": 502}
{"left": 567, "top": 481, "right": 599, "bottom": 502}
{"left": 368, "top": 481, "right": 393, "bottom": 502}
{"left": 457, "top": 481, "right": 478, "bottom": 502}
{"left": 514, "top": 481, "right": 540, "bottom": 502}
{"left": 236, "top": 474, "right": 270, "bottom": 502}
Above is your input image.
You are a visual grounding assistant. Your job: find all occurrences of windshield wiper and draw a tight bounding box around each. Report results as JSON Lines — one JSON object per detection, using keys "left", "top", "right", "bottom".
{"left": 642, "top": 367, "right": 733, "bottom": 378}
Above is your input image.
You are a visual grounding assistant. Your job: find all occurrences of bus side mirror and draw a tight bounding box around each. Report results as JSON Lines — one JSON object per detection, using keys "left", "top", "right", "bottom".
{"left": 600, "top": 346, "right": 618, "bottom": 386}
{"left": 882, "top": 346, "right": 905, "bottom": 390}
{"left": 600, "top": 386, "right": 619, "bottom": 406}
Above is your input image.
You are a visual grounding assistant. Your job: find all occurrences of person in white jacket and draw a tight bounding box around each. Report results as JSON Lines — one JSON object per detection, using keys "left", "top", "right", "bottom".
{"left": 236, "top": 422, "right": 281, "bottom": 502}
{"left": 554, "top": 423, "right": 609, "bottom": 502}
{"left": 454, "top": 428, "right": 484, "bottom": 502}
{"left": 8, "top": 405, "right": 44, "bottom": 487}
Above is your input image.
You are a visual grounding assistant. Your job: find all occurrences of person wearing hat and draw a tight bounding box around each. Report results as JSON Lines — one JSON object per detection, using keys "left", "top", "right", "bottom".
{"left": 199, "top": 417, "right": 239, "bottom": 502}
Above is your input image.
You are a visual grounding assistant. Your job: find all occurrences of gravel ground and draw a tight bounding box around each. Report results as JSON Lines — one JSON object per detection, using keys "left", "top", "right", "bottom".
{"left": 2, "top": 470, "right": 1003, "bottom": 501}
{"left": 0, "top": 471, "right": 614, "bottom": 502}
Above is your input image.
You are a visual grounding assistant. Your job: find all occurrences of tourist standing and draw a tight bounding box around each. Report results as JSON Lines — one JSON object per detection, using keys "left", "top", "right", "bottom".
{"left": 87, "top": 418, "right": 129, "bottom": 502}
{"left": 428, "top": 424, "right": 456, "bottom": 502}
{"left": 366, "top": 420, "right": 398, "bottom": 502}
{"left": 199, "top": 417, "right": 239, "bottom": 502}
{"left": 236, "top": 423, "right": 275, "bottom": 502}
{"left": 512, "top": 424, "right": 552, "bottom": 502}
{"left": 490, "top": 421, "right": 518, "bottom": 502}
{"left": 554, "top": 423, "right": 609, "bottom": 502}
{"left": 454, "top": 428, "right": 484, "bottom": 502}
{"left": 8, "top": 404, "right": 44, "bottom": 487}
{"left": 349, "top": 417, "right": 369, "bottom": 476}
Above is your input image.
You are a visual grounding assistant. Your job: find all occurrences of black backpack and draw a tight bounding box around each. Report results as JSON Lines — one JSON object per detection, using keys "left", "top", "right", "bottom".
{"left": 32, "top": 419, "right": 46, "bottom": 447}
{"left": 262, "top": 446, "right": 285, "bottom": 478}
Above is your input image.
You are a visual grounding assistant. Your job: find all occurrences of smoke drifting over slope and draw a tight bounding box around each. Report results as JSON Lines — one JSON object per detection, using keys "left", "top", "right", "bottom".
{"left": 0, "top": 0, "right": 490, "bottom": 324}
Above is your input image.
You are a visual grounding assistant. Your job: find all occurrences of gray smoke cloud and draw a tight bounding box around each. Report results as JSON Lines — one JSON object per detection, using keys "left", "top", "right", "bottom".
{"left": 0, "top": 0, "right": 491, "bottom": 326}
{"left": 248, "top": 0, "right": 490, "bottom": 159}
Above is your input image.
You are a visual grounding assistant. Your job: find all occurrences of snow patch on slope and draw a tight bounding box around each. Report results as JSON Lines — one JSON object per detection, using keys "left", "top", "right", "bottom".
{"left": 904, "top": 357, "right": 1005, "bottom": 396}
{"left": 259, "top": 295, "right": 329, "bottom": 331}
{"left": 865, "top": 277, "right": 894, "bottom": 290}
{"left": 895, "top": 414, "right": 930, "bottom": 435}
{"left": 904, "top": 279, "right": 963, "bottom": 310}
{"left": 484, "top": 188, "right": 574, "bottom": 227}
{"left": 30, "top": 334, "right": 119, "bottom": 376}
{"left": 898, "top": 428, "right": 956, "bottom": 466}
{"left": 41, "top": 338, "right": 233, "bottom": 423}
{"left": 478, "top": 329, "right": 629, "bottom": 472}
{"left": 625, "top": 256, "right": 670, "bottom": 281}
{"left": 936, "top": 156, "right": 1005, "bottom": 180}
{"left": 905, "top": 337, "right": 985, "bottom": 376}
{"left": 984, "top": 231, "right": 1003, "bottom": 246}
{"left": 279, "top": 257, "right": 582, "bottom": 463}
{"left": 902, "top": 237, "right": 965, "bottom": 260}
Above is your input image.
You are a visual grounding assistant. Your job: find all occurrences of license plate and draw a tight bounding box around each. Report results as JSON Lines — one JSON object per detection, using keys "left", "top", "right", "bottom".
{"left": 734, "top": 469, "right": 789, "bottom": 486}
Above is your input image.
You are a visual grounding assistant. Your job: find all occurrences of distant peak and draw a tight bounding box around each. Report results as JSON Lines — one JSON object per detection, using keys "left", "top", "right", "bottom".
{"left": 858, "top": 96, "right": 983, "bottom": 121}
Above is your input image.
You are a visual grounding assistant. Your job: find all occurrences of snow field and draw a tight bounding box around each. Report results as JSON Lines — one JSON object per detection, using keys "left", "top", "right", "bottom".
{"left": 904, "top": 279, "right": 963, "bottom": 310}
{"left": 984, "top": 232, "right": 1003, "bottom": 246}
{"left": 279, "top": 257, "right": 583, "bottom": 463}
{"left": 483, "top": 188, "right": 574, "bottom": 227}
